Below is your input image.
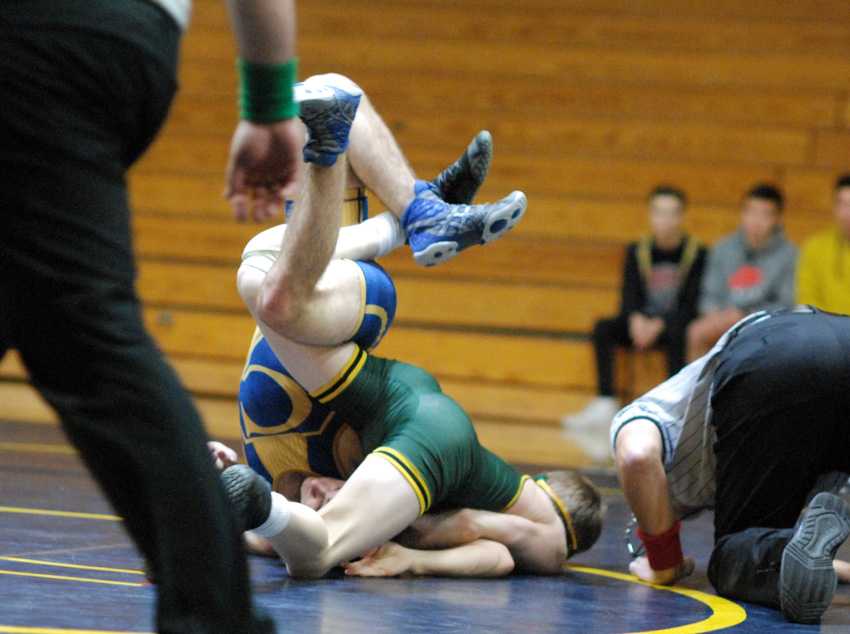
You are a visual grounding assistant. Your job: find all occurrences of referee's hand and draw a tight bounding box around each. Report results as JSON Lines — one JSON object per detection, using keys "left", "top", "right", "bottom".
{"left": 225, "top": 118, "right": 303, "bottom": 223}
{"left": 629, "top": 555, "right": 694, "bottom": 586}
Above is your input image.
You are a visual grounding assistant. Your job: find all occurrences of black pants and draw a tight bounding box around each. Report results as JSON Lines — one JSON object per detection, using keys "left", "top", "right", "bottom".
{"left": 0, "top": 2, "right": 273, "bottom": 632}
{"left": 593, "top": 314, "right": 687, "bottom": 396}
{"left": 706, "top": 310, "right": 850, "bottom": 608}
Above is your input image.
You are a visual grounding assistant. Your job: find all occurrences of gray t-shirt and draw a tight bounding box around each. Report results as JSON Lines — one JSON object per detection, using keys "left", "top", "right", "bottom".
{"left": 699, "top": 229, "right": 797, "bottom": 315}
{"left": 610, "top": 311, "right": 773, "bottom": 517}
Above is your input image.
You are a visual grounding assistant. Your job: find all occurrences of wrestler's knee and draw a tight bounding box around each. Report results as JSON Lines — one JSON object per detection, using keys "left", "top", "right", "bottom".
{"left": 305, "top": 72, "right": 363, "bottom": 96}
{"left": 237, "top": 260, "right": 264, "bottom": 308}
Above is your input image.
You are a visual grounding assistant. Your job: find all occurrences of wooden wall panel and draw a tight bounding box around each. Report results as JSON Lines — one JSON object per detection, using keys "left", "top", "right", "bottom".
{"left": 6, "top": 1, "right": 850, "bottom": 466}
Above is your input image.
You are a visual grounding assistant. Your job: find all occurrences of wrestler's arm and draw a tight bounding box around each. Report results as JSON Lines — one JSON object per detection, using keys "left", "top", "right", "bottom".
{"left": 614, "top": 419, "right": 693, "bottom": 585}
{"left": 343, "top": 540, "right": 514, "bottom": 578}
{"left": 400, "top": 508, "right": 562, "bottom": 574}
{"left": 224, "top": 0, "right": 302, "bottom": 221}
{"left": 399, "top": 509, "right": 482, "bottom": 549}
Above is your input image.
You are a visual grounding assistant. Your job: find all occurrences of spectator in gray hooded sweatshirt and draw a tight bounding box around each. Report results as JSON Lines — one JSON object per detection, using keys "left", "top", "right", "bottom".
{"left": 686, "top": 184, "right": 797, "bottom": 362}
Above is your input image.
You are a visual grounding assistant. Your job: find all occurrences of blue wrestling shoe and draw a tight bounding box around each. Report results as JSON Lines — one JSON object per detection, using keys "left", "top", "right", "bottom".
{"left": 402, "top": 182, "right": 527, "bottom": 267}
{"left": 780, "top": 492, "right": 850, "bottom": 623}
{"left": 221, "top": 464, "right": 273, "bottom": 533}
{"left": 431, "top": 130, "right": 493, "bottom": 205}
{"left": 295, "top": 73, "right": 363, "bottom": 166}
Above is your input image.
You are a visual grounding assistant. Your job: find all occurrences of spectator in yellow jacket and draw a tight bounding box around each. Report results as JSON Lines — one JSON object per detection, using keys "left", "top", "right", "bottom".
{"left": 797, "top": 174, "right": 850, "bottom": 315}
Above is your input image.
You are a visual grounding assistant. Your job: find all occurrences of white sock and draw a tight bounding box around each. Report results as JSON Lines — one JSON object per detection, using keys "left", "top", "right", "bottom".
{"left": 366, "top": 211, "right": 405, "bottom": 258}
{"left": 252, "top": 492, "right": 292, "bottom": 538}
{"left": 336, "top": 211, "right": 405, "bottom": 260}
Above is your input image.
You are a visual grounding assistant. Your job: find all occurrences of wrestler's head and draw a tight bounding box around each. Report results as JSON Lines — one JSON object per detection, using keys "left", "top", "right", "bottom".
{"left": 536, "top": 470, "right": 604, "bottom": 559}
{"left": 300, "top": 475, "right": 345, "bottom": 510}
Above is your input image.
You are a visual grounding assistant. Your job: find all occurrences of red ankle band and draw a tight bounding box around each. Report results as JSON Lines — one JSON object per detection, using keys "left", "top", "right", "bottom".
{"left": 637, "top": 520, "right": 683, "bottom": 571}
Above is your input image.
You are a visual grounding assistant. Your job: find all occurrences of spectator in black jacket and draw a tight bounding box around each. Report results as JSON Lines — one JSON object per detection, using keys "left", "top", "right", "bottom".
{"left": 562, "top": 185, "right": 707, "bottom": 462}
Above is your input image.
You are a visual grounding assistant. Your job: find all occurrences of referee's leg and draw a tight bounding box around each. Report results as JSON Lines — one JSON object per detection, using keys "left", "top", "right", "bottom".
{"left": 0, "top": 4, "right": 273, "bottom": 632}
{"left": 11, "top": 270, "right": 271, "bottom": 632}
{"left": 707, "top": 314, "right": 849, "bottom": 609}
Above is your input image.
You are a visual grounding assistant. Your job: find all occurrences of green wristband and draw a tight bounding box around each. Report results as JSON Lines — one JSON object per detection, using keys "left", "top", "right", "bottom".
{"left": 238, "top": 58, "right": 299, "bottom": 123}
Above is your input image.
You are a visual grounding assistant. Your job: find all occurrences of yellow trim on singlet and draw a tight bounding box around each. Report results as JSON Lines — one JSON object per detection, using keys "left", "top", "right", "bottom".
{"left": 309, "top": 346, "right": 368, "bottom": 404}
{"left": 239, "top": 365, "right": 314, "bottom": 437}
{"left": 240, "top": 326, "right": 267, "bottom": 383}
{"left": 364, "top": 304, "right": 389, "bottom": 350}
{"left": 372, "top": 447, "right": 432, "bottom": 514}
{"left": 501, "top": 475, "right": 531, "bottom": 512}
{"left": 346, "top": 260, "right": 368, "bottom": 343}
{"left": 536, "top": 479, "right": 579, "bottom": 556}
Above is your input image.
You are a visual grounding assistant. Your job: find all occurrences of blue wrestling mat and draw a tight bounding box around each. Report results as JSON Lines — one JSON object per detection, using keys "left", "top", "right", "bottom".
{"left": 1, "top": 420, "right": 848, "bottom": 633}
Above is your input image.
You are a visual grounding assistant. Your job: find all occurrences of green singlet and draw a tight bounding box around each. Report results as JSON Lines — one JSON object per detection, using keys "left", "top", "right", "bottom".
{"left": 322, "top": 352, "right": 527, "bottom": 515}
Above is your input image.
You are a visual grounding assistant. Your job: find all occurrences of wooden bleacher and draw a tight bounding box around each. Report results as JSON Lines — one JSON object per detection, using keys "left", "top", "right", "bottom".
{"left": 3, "top": 0, "right": 849, "bottom": 466}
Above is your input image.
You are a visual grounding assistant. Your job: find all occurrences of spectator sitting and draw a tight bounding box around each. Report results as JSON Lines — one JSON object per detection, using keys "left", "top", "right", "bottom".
{"left": 797, "top": 173, "right": 850, "bottom": 315}
{"left": 686, "top": 183, "right": 797, "bottom": 362}
{"left": 562, "top": 185, "right": 707, "bottom": 460}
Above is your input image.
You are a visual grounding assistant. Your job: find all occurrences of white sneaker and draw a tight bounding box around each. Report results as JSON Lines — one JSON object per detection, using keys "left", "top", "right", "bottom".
{"left": 563, "top": 426, "right": 614, "bottom": 465}
{"left": 561, "top": 396, "right": 620, "bottom": 432}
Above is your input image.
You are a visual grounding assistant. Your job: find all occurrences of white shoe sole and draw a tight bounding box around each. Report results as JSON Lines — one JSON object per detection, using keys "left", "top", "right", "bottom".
{"left": 414, "top": 191, "right": 527, "bottom": 267}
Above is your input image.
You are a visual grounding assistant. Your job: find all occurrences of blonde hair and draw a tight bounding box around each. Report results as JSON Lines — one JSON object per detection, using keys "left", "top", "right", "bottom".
{"left": 537, "top": 470, "right": 604, "bottom": 557}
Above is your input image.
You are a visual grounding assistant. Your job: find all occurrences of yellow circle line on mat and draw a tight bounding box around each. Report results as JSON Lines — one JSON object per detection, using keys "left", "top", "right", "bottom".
{"left": 0, "top": 625, "right": 149, "bottom": 634}
{"left": 0, "top": 557, "right": 142, "bottom": 576}
{"left": 0, "top": 569, "right": 142, "bottom": 588}
{"left": 568, "top": 565, "right": 747, "bottom": 633}
{"left": 0, "top": 506, "right": 121, "bottom": 522}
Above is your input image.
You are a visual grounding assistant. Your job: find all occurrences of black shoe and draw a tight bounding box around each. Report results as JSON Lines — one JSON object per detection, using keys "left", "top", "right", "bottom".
{"left": 780, "top": 492, "right": 850, "bottom": 623}
{"left": 431, "top": 130, "right": 493, "bottom": 205}
{"left": 221, "top": 465, "right": 273, "bottom": 533}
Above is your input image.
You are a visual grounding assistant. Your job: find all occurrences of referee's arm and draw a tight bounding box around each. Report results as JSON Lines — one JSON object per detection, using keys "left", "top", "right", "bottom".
{"left": 615, "top": 419, "right": 694, "bottom": 586}
{"left": 226, "top": 0, "right": 296, "bottom": 62}
{"left": 224, "top": 0, "right": 302, "bottom": 222}
{"left": 614, "top": 419, "right": 675, "bottom": 536}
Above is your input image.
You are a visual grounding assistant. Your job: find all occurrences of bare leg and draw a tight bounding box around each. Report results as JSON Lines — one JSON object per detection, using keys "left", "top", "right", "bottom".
{"left": 241, "top": 210, "right": 404, "bottom": 266}
{"left": 304, "top": 73, "right": 416, "bottom": 216}
{"left": 254, "top": 455, "right": 420, "bottom": 578}
{"left": 232, "top": 111, "right": 420, "bottom": 576}
{"left": 238, "top": 153, "right": 364, "bottom": 388}
{"left": 346, "top": 92, "right": 416, "bottom": 215}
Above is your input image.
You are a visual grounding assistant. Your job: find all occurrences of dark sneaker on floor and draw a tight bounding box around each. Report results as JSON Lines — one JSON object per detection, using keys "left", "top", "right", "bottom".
{"left": 221, "top": 464, "right": 273, "bottom": 533}
{"left": 780, "top": 492, "right": 850, "bottom": 624}
{"left": 431, "top": 130, "right": 493, "bottom": 204}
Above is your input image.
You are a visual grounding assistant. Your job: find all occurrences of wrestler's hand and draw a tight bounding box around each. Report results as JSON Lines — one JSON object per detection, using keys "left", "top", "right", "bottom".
{"left": 343, "top": 543, "right": 414, "bottom": 578}
{"left": 207, "top": 441, "right": 239, "bottom": 471}
{"left": 225, "top": 118, "right": 303, "bottom": 223}
{"left": 629, "top": 555, "right": 694, "bottom": 586}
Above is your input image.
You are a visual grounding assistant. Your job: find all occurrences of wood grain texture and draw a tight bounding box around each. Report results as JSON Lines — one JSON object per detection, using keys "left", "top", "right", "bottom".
{"left": 6, "top": 1, "right": 850, "bottom": 469}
